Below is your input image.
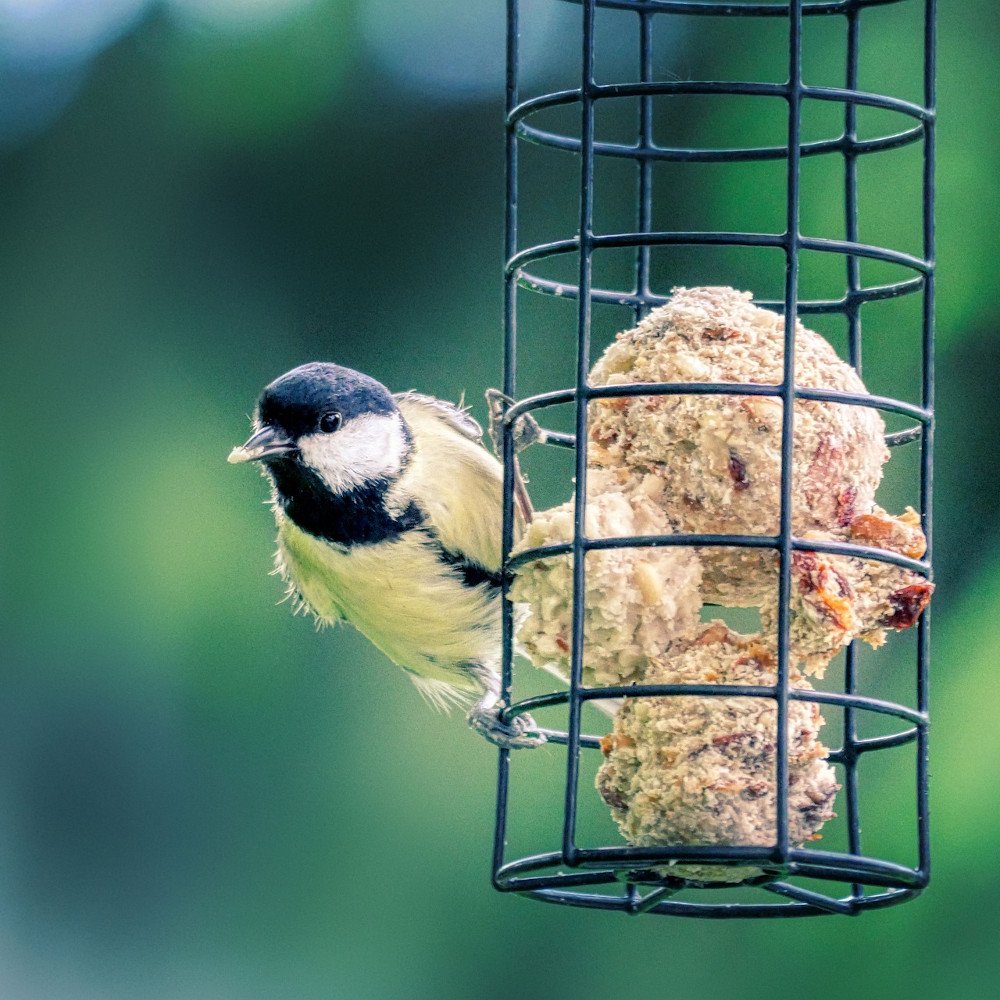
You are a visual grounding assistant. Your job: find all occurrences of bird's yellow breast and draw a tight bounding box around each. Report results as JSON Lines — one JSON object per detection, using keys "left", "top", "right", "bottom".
{"left": 275, "top": 514, "right": 499, "bottom": 691}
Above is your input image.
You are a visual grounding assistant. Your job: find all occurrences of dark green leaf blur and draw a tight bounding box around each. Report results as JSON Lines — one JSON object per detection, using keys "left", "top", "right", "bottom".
{"left": 0, "top": 2, "right": 995, "bottom": 997}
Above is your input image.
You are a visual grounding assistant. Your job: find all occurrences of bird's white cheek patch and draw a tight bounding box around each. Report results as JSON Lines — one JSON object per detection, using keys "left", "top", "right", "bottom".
{"left": 298, "top": 413, "right": 408, "bottom": 494}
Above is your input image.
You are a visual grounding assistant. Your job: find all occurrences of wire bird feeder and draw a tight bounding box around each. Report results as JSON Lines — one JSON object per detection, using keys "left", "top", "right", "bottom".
{"left": 493, "top": 0, "right": 934, "bottom": 917}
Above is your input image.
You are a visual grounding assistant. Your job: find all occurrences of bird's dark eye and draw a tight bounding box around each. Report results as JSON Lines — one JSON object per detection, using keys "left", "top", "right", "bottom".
{"left": 319, "top": 411, "right": 343, "bottom": 434}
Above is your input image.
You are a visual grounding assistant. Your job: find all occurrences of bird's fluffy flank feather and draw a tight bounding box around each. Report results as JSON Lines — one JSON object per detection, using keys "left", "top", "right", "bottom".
{"left": 275, "top": 515, "right": 501, "bottom": 688}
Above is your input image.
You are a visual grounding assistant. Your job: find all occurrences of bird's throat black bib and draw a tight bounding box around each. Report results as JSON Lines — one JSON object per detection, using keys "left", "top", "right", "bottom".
{"left": 267, "top": 459, "right": 424, "bottom": 546}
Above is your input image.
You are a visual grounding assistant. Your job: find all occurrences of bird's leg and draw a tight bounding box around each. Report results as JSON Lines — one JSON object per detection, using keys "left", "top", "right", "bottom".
{"left": 465, "top": 664, "right": 547, "bottom": 750}
{"left": 485, "top": 389, "right": 544, "bottom": 522}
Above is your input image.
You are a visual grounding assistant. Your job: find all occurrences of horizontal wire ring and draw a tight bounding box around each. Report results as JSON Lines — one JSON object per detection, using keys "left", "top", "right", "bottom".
{"left": 506, "top": 232, "right": 931, "bottom": 277}
{"left": 508, "top": 82, "right": 932, "bottom": 130}
{"left": 500, "top": 381, "right": 930, "bottom": 428}
{"left": 504, "top": 684, "right": 927, "bottom": 725}
{"left": 495, "top": 843, "right": 924, "bottom": 888}
{"left": 514, "top": 271, "right": 925, "bottom": 314}
{"left": 505, "top": 532, "right": 929, "bottom": 575}
{"left": 517, "top": 118, "right": 924, "bottom": 163}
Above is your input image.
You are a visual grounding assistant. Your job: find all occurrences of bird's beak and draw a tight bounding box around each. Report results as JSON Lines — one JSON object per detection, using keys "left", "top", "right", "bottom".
{"left": 228, "top": 425, "right": 297, "bottom": 464}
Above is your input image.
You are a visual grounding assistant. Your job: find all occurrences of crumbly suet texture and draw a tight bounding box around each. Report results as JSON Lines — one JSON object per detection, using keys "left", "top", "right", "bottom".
{"left": 509, "top": 470, "right": 703, "bottom": 686}
{"left": 760, "top": 507, "right": 934, "bottom": 674}
{"left": 596, "top": 622, "right": 839, "bottom": 884}
{"left": 588, "top": 286, "right": 890, "bottom": 605}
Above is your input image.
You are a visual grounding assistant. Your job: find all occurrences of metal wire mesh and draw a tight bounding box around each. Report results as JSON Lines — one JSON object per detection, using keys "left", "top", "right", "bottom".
{"left": 493, "top": 0, "right": 934, "bottom": 917}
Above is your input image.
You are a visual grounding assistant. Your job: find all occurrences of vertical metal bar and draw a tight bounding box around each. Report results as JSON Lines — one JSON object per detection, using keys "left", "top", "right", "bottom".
{"left": 493, "top": 0, "right": 520, "bottom": 885}
{"left": 844, "top": 5, "right": 862, "bottom": 375}
{"left": 842, "top": 0, "right": 863, "bottom": 903}
{"left": 628, "top": 7, "right": 655, "bottom": 908}
{"left": 775, "top": 0, "right": 805, "bottom": 863}
{"left": 843, "top": 651, "right": 863, "bottom": 899}
{"left": 635, "top": 10, "right": 654, "bottom": 320}
{"left": 917, "top": 0, "right": 936, "bottom": 885}
{"left": 563, "top": 0, "right": 597, "bottom": 865}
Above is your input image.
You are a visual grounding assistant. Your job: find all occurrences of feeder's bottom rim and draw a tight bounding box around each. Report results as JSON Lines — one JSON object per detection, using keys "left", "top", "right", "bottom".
{"left": 513, "top": 884, "right": 922, "bottom": 918}
{"left": 496, "top": 848, "right": 926, "bottom": 892}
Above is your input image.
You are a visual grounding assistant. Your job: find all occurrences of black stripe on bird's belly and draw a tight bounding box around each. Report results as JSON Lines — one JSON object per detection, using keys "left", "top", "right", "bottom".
{"left": 437, "top": 547, "right": 502, "bottom": 591}
{"left": 269, "top": 460, "right": 424, "bottom": 546}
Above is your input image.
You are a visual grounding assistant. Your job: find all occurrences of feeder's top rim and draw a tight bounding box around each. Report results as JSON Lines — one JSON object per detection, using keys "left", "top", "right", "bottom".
{"left": 549, "top": 0, "right": 908, "bottom": 17}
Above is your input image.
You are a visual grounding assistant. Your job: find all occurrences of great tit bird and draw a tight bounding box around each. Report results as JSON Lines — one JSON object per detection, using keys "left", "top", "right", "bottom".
{"left": 229, "top": 362, "right": 543, "bottom": 749}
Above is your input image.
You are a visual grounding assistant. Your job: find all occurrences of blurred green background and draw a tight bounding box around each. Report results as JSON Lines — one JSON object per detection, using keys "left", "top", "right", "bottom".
{"left": 1, "top": 1, "right": 997, "bottom": 997}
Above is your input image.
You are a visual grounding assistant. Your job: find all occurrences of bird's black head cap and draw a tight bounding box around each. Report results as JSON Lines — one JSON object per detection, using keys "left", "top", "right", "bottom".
{"left": 257, "top": 362, "right": 397, "bottom": 440}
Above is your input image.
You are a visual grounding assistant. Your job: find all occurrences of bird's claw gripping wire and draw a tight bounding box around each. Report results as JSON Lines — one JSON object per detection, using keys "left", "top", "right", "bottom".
{"left": 466, "top": 665, "right": 547, "bottom": 750}
{"left": 467, "top": 700, "right": 547, "bottom": 751}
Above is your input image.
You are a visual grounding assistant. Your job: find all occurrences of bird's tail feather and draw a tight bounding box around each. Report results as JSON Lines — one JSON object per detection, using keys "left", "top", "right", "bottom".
{"left": 409, "top": 674, "right": 476, "bottom": 714}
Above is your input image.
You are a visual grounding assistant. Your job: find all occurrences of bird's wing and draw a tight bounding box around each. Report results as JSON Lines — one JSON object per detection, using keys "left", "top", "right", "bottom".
{"left": 393, "top": 391, "right": 483, "bottom": 441}
{"left": 395, "top": 393, "right": 518, "bottom": 577}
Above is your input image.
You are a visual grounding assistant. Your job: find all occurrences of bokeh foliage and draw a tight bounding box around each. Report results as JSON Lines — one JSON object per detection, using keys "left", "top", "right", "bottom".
{"left": 1, "top": 1, "right": 997, "bottom": 997}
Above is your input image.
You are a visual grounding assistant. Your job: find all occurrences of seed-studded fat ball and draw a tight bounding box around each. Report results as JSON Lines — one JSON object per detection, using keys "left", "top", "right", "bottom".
{"left": 760, "top": 507, "right": 934, "bottom": 674}
{"left": 509, "top": 470, "right": 703, "bottom": 686}
{"left": 596, "top": 622, "right": 839, "bottom": 884}
{"left": 588, "top": 286, "right": 890, "bottom": 606}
